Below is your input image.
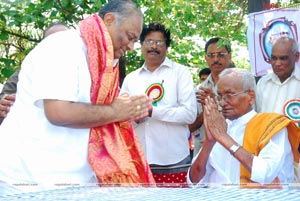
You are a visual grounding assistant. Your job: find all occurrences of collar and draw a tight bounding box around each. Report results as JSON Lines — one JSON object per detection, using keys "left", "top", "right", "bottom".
{"left": 205, "top": 74, "right": 215, "bottom": 86}
{"left": 199, "top": 74, "right": 215, "bottom": 86}
{"left": 140, "top": 57, "right": 172, "bottom": 72}
{"left": 226, "top": 109, "right": 257, "bottom": 128}
{"left": 268, "top": 65, "right": 300, "bottom": 83}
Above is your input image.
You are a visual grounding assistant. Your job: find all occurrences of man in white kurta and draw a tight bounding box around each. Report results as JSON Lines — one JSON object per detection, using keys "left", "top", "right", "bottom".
{"left": 0, "top": 30, "right": 95, "bottom": 193}
{"left": 187, "top": 110, "right": 293, "bottom": 186}
{"left": 188, "top": 68, "right": 295, "bottom": 188}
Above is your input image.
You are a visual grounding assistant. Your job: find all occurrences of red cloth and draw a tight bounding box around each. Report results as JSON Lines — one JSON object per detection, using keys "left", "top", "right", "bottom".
{"left": 153, "top": 171, "right": 189, "bottom": 188}
{"left": 79, "top": 14, "right": 155, "bottom": 186}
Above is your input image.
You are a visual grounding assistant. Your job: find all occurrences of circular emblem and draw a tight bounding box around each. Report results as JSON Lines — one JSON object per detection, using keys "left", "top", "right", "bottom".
{"left": 259, "top": 17, "right": 298, "bottom": 63}
{"left": 283, "top": 99, "right": 300, "bottom": 122}
{"left": 145, "top": 82, "right": 164, "bottom": 106}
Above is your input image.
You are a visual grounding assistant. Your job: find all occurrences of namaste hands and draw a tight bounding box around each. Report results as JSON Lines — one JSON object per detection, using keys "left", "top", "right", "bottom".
{"left": 114, "top": 92, "right": 152, "bottom": 123}
{"left": 203, "top": 96, "right": 227, "bottom": 143}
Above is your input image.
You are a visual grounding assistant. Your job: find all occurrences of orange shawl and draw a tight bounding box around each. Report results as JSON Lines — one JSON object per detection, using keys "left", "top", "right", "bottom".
{"left": 79, "top": 14, "right": 155, "bottom": 186}
{"left": 240, "top": 113, "right": 300, "bottom": 188}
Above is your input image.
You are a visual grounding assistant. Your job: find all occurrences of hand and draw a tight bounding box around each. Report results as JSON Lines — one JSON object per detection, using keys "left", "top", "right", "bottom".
{"left": 196, "top": 86, "right": 215, "bottom": 105}
{"left": 203, "top": 99, "right": 216, "bottom": 144}
{"left": 203, "top": 96, "right": 227, "bottom": 142}
{"left": 112, "top": 92, "right": 152, "bottom": 122}
{"left": 0, "top": 94, "right": 16, "bottom": 118}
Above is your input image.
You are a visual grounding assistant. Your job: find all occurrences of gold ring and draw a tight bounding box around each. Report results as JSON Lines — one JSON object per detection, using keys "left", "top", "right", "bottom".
{"left": 136, "top": 105, "right": 141, "bottom": 110}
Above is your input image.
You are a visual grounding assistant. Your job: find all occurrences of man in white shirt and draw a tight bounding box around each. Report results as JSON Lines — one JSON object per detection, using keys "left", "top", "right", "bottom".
{"left": 188, "top": 68, "right": 298, "bottom": 188}
{"left": 256, "top": 37, "right": 300, "bottom": 116}
{"left": 0, "top": 23, "right": 68, "bottom": 125}
{"left": 121, "top": 22, "right": 197, "bottom": 185}
{"left": 0, "top": 0, "right": 154, "bottom": 195}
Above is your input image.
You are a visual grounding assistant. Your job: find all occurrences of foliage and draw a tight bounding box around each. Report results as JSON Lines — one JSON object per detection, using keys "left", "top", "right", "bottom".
{"left": 0, "top": 0, "right": 249, "bottom": 84}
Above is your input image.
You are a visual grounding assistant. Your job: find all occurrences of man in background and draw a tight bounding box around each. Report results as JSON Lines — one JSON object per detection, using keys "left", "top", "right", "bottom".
{"left": 199, "top": 67, "right": 211, "bottom": 83}
{"left": 189, "top": 37, "right": 232, "bottom": 155}
{"left": 256, "top": 37, "right": 300, "bottom": 115}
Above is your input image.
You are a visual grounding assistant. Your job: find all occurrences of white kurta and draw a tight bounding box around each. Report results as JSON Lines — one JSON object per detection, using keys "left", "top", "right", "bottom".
{"left": 0, "top": 30, "right": 95, "bottom": 193}
{"left": 121, "top": 58, "right": 197, "bottom": 165}
{"left": 187, "top": 110, "right": 294, "bottom": 187}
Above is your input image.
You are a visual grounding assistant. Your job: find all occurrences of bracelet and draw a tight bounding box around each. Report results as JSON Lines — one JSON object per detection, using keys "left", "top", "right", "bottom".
{"left": 229, "top": 144, "right": 241, "bottom": 155}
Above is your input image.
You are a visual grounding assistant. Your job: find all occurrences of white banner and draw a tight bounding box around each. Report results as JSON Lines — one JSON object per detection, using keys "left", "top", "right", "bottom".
{"left": 247, "top": 8, "right": 300, "bottom": 77}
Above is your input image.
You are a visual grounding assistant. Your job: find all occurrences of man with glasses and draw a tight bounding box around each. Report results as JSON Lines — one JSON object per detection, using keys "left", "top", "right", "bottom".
{"left": 188, "top": 68, "right": 299, "bottom": 188}
{"left": 121, "top": 22, "right": 197, "bottom": 186}
{"left": 189, "top": 37, "right": 233, "bottom": 157}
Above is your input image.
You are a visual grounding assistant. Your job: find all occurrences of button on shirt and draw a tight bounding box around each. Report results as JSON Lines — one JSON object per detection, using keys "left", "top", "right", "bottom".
{"left": 187, "top": 110, "right": 293, "bottom": 186}
{"left": 120, "top": 58, "right": 197, "bottom": 165}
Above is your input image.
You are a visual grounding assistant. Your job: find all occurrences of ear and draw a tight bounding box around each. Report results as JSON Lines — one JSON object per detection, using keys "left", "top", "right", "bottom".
{"left": 295, "top": 52, "right": 299, "bottom": 62}
{"left": 228, "top": 52, "right": 232, "bottom": 61}
{"left": 248, "top": 89, "right": 256, "bottom": 105}
{"left": 103, "top": 13, "right": 116, "bottom": 26}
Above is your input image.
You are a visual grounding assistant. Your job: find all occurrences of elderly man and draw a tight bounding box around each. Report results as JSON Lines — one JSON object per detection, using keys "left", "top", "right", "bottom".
{"left": 121, "top": 22, "right": 197, "bottom": 185}
{"left": 0, "top": 0, "right": 154, "bottom": 195}
{"left": 188, "top": 68, "right": 299, "bottom": 188}
{"left": 256, "top": 37, "right": 300, "bottom": 117}
{"left": 189, "top": 37, "right": 233, "bottom": 156}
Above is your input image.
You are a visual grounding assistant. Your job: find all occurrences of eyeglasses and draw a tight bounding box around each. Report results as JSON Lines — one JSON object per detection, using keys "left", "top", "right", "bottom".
{"left": 206, "top": 52, "right": 228, "bottom": 59}
{"left": 216, "top": 90, "right": 248, "bottom": 103}
{"left": 144, "top": 39, "right": 166, "bottom": 47}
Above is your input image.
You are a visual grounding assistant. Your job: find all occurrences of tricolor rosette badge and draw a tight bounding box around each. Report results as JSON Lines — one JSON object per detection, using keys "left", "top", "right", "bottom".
{"left": 145, "top": 82, "right": 164, "bottom": 106}
{"left": 283, "top": 99, "right": 300, "bottom": 127}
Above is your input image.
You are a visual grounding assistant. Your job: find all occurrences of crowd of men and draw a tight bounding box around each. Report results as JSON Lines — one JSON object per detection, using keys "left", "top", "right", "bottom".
{"left": 0, "top": 0, "right": 299, "bottom": 195}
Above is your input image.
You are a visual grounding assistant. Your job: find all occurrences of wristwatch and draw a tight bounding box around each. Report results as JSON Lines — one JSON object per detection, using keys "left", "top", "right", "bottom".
{"left": 229, "top": 144, "right": 241, "bottom": 155}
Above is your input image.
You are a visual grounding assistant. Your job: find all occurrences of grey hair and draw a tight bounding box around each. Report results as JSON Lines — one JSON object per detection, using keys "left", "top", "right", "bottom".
{"left": 99, "top": 0, "right": 143, "bottom": 25}
{"left": 272, "top": 37, "right": 299, "bottom": 54}
{"left": 219, "top": 68, "right": 256, "bottom": 93}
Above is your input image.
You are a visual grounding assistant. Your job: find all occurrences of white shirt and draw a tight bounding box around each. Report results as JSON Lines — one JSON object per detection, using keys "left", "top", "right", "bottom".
{"left": 256, "top": 66, "right": 300, "bottom": 114}
{"left": 187, "top": 110, "right": 294, "bottom": 186}
{"left": 0, "top": 30, "right": 95, "bottom": 193}
{"left": 120, "top": 58, "right": 197, "bottom": 165}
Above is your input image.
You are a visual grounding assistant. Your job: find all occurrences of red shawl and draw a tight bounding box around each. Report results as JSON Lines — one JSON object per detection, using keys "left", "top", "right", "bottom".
{"left": 79, "top": 14, "right": 155, "bottom": 186}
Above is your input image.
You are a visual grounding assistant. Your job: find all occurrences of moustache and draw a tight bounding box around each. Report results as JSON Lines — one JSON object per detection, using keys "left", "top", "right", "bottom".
{"left": 147, "top": 49, "right": 160, "bottom": 54}
{"left": 212, "top": 62, "right": 221, "bottom": 65}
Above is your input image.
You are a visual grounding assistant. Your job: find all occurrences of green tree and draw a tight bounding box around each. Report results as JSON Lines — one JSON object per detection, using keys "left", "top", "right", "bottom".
{"left": 0, "top": 0, "right": 249, "bottom": 84}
